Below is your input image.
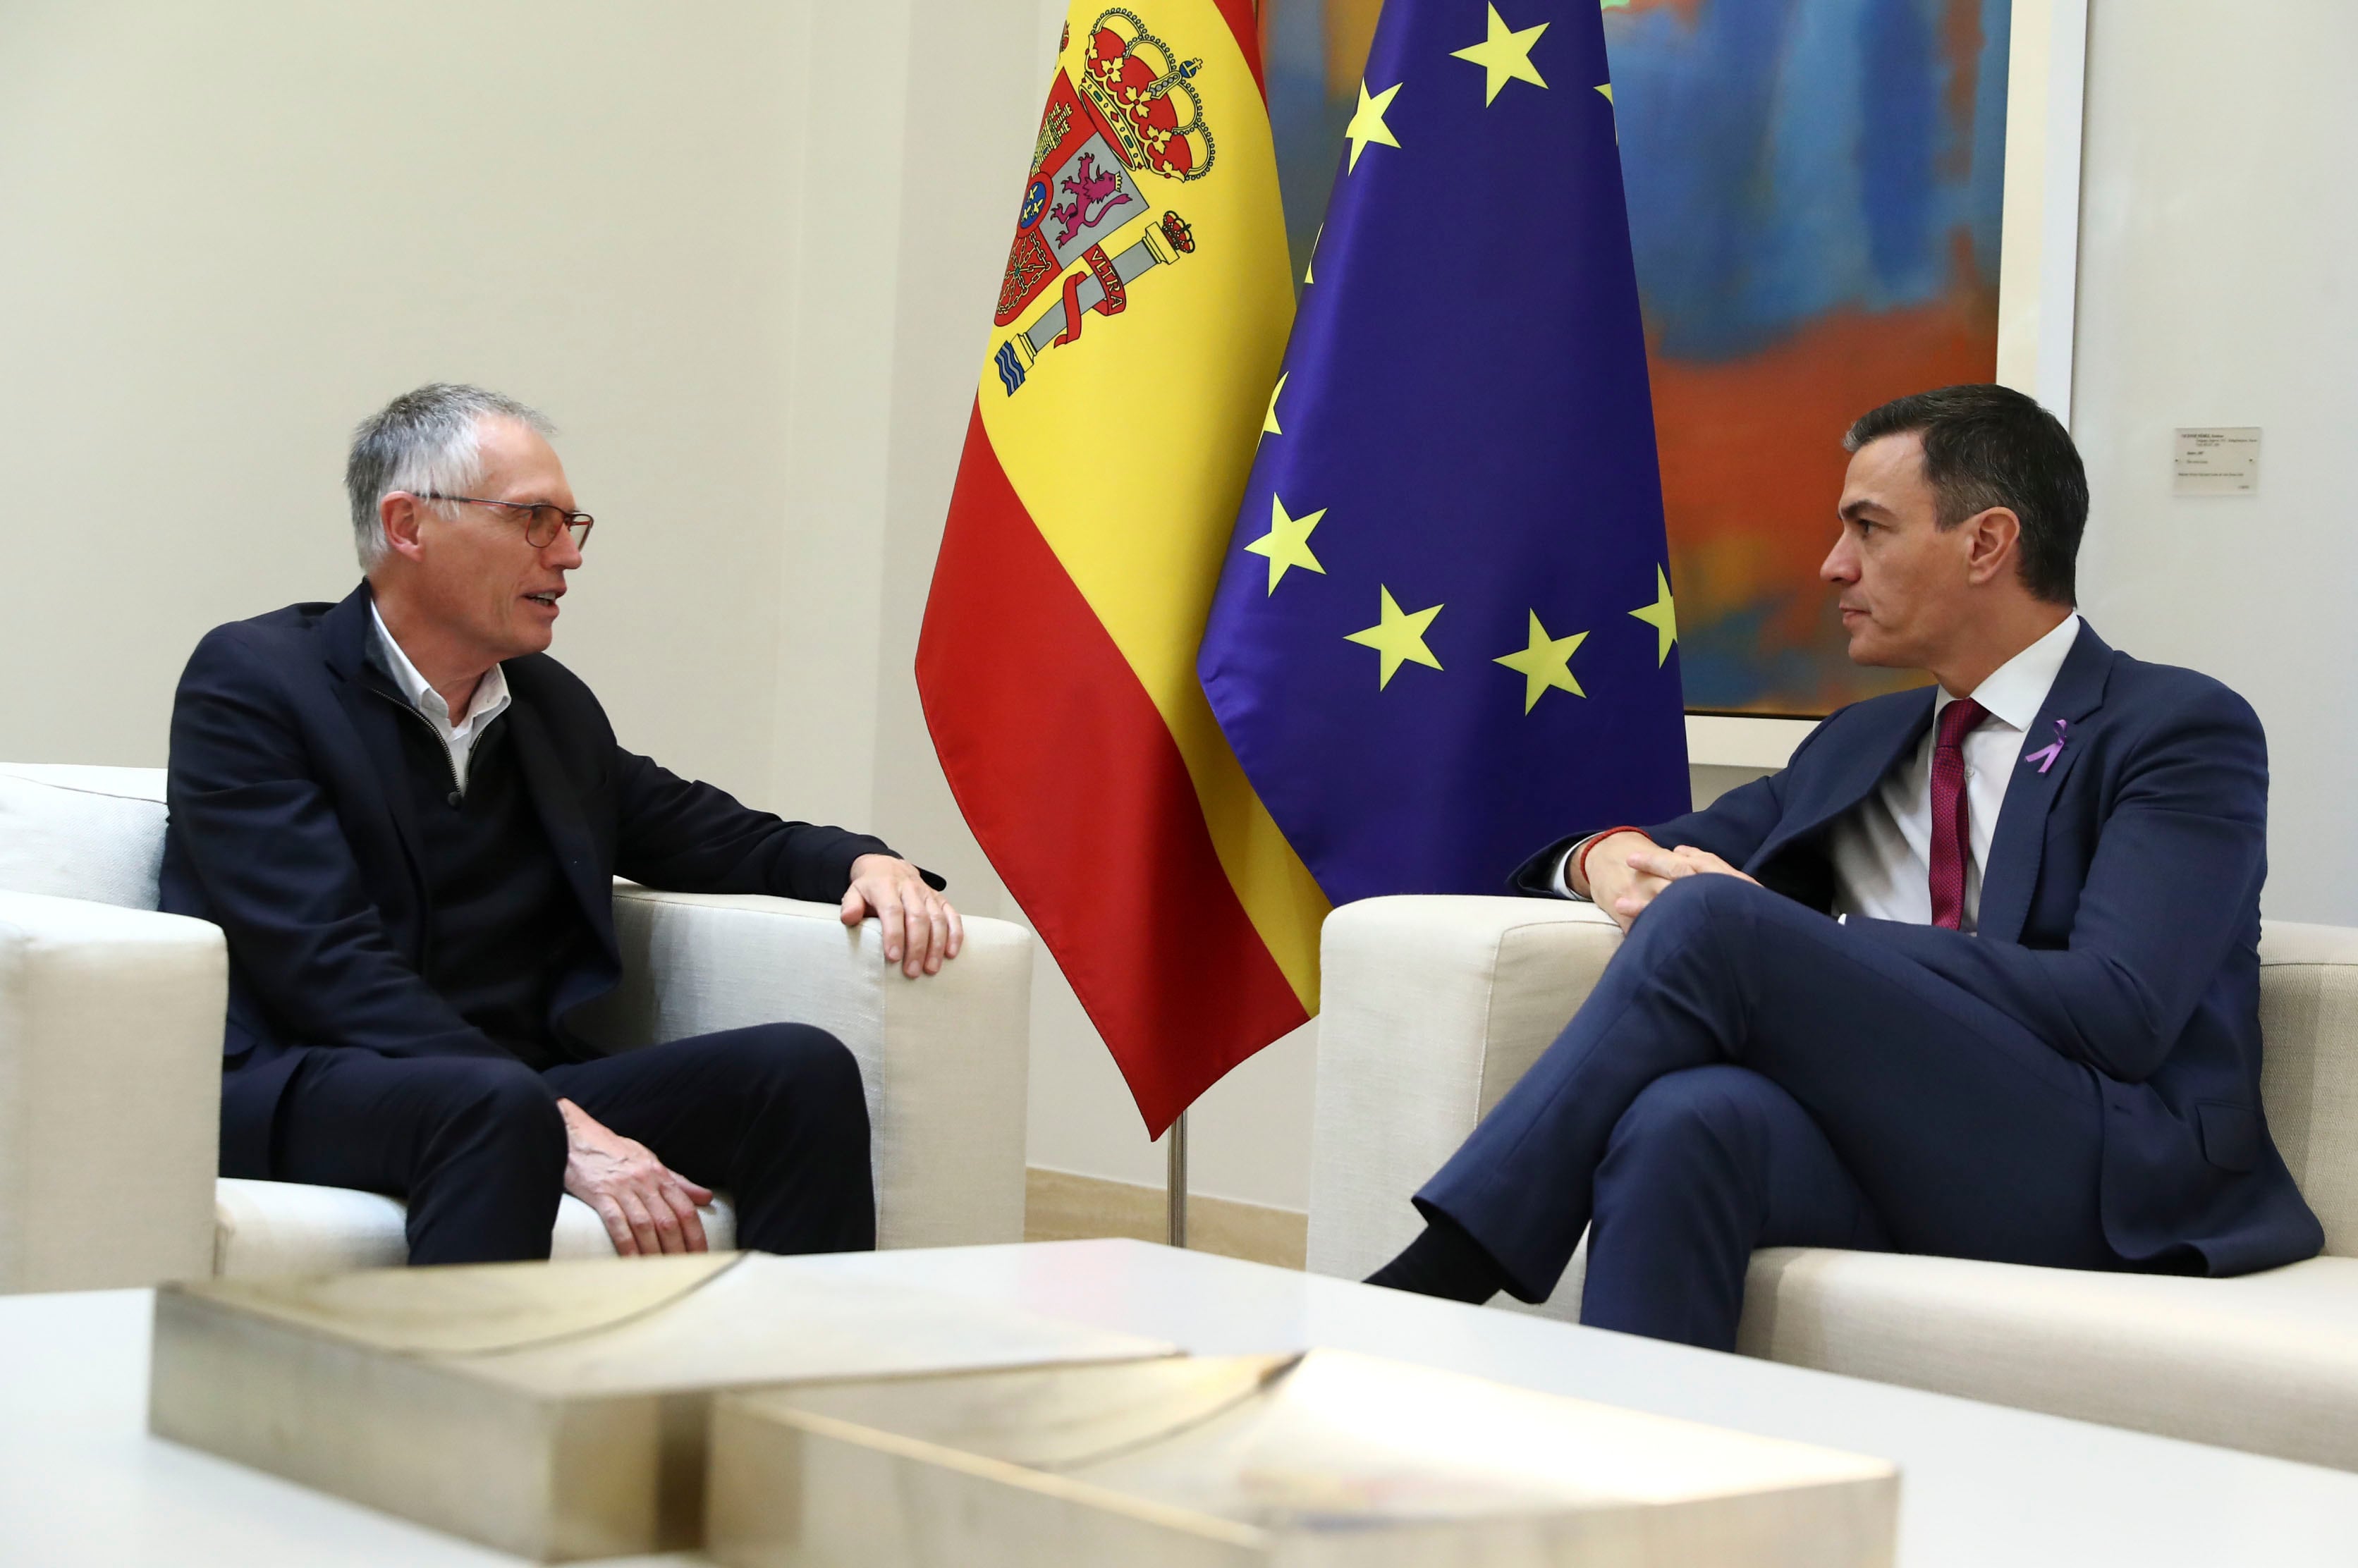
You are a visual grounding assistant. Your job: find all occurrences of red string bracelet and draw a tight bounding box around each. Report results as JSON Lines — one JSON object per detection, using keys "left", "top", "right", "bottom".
{"left": 1576, "top": 826, "right": 1655, "bottom": 893}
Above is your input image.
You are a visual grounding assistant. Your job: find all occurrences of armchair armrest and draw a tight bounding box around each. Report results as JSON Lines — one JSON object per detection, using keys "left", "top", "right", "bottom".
{"left": 1307, "top": 895, "right": 1620, "bottom": 1287}
{"left": 0, "top": 891, "right": 225, "bottom": 1292}
{"left": 568, "top": 885, "right": 1032, "bottom": 1249}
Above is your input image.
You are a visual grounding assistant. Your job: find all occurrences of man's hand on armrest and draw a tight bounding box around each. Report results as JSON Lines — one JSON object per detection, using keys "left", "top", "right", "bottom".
{"left": 841, "top": 853, "right": 965, "bottom": 979}
{"left": 557, "top": 1098, "right": 711, "bottom": 1256}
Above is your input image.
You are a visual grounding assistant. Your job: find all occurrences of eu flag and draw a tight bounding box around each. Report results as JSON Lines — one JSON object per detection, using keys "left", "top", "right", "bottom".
{"left": 1197, "top": 0, "right": 1689, "bottom": 907}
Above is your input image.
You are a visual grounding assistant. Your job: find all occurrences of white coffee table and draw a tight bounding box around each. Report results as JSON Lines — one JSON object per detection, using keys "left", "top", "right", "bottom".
{"left": 6, "top": 1239, "right": 2351, "bottom": 1565}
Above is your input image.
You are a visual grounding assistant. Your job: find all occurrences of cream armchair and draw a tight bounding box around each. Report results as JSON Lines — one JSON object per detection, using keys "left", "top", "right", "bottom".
{"left": 1310, "top": 894, "right": 2358, "bottom": 1473}
{"left": 0, "top": 763, "right": 1031, "bottom": 1292}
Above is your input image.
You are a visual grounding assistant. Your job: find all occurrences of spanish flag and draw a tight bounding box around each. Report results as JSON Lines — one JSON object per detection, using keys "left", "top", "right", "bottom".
{"left": 916, "top": 1, "right": 1323, "bottom": 1136}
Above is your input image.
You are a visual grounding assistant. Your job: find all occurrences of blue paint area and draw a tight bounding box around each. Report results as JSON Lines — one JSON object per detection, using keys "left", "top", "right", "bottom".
{"left": 1964, "top": 0, "right": 2012, "bottom": 282}
{"left": 1262, "top": 0, "right": 1347, "bottom": 286}
{"left": 1603, "top": 0, "right": 2012, "bottom": 360}
{"left": 1678, "top": 602, "right": 1841, "bottom": 709}
{"left": 1857, "top": 0, "right": 1940, "bottom": 292}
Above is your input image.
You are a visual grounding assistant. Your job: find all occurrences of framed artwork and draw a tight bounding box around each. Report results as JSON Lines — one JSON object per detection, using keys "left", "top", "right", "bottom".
{"left": 1257, "top": 0, "right": 2083, "bottom": 724}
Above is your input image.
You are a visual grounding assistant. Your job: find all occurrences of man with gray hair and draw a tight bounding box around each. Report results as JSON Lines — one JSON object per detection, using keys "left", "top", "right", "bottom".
{"left": 160, "top": 384, "right": 960, "bottom": 1263}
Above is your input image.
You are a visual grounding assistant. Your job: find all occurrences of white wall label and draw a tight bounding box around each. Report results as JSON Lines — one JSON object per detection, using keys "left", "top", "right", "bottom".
{"left": 2173, "top": 427, "right": 2261, "bottom": 496}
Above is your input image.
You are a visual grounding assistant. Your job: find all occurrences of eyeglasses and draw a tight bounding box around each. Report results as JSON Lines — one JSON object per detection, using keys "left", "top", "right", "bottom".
{"left": 419, "top": 493, "right": 595, "bottom": 550}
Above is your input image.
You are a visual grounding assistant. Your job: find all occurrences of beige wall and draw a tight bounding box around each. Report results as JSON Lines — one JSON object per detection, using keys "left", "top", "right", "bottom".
{"left": 2071, "top": 0, "right": 2358, "bottom": 928}
{"left": 6, "top": 2, "right": 2353, "bottom": 1218}
{"left": 0, "top": 2, "right": 811, "bottom": 803}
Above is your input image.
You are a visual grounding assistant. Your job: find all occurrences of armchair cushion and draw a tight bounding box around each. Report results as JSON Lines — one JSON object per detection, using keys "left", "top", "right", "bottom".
{"left": 1527, "top": 1238, "right": 2358, "bottom": 1472}
{"left": 1730, "top": 1249, "right": 2358, "bottom": 1473}
{"left": 0, "top": 764, "right": 169, "bottom": 910}
{"left": 1308, "top": 895, "right": 1619, "bottom": 1289}
{"left": 2254, "top": 919, "right": 2358, "bottom": 1252}
{"left": 0, "top": 890, "right": 224, "bottom": 1292}
{"left": 213, "top": 1178, "right": 736, "bottom": 1276}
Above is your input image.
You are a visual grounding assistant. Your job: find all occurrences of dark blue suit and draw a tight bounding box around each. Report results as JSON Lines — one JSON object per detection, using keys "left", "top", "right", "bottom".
{"left": 1418, "top": 622, "right": 2323, "bottom": 1347}
{"left": 162, "top": 584, "right": 934, "bottom": 1260}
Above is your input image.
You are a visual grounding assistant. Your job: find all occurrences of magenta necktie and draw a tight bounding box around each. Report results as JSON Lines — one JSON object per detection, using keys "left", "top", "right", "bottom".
{"left": 1928, "top": 697, "right": 1991, "bottom": 931}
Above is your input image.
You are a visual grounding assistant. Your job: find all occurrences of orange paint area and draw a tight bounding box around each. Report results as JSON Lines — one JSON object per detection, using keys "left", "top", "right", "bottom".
{"left": 1649, "top": 283, "right": 1994, "bottom": 713}
{"left": 1616, "top": 0, "right": 1708, "bottom": 27}
{"left": 1321, "top": 0, "right": 1383, "bottom": 97}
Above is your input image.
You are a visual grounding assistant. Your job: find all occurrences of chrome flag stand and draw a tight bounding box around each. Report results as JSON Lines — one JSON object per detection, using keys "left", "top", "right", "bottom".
{"left": 1166, "top": 1110, "right": 1190, "bottom": 1248}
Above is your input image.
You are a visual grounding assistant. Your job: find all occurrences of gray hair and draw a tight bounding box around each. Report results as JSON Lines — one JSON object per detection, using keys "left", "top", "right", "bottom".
{"left": 346, "top": 384, "right": 556, "bottom": 570}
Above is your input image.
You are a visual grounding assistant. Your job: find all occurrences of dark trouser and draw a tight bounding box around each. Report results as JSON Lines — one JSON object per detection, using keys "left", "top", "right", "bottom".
{"left": 272, "top": 1024, "right": 874, "bottom": 1266}
{"left": 1417, "top": 875, "right": 2118, "bottom": 1350}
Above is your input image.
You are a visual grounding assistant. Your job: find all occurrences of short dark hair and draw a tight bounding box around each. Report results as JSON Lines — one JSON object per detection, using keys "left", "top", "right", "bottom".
{"left": 1843, "top": 384, "right": 2087, "bottom": 605}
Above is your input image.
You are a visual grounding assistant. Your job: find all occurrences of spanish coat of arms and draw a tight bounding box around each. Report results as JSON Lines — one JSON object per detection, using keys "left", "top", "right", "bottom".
{"left": 993, "top": 8, "right": 1213, "bottom": 396}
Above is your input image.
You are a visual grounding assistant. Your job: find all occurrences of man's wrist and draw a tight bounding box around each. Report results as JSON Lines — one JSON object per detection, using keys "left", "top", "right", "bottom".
{"left": 1552, "top": 843, "right": 1589, "bottom": 900}
{"left": 1573, "top": 827, "right": 1654, "bottom": 899}
{"left": 554, "top": 1098, "right": 594, "bottom": 1144}
{"left": 848, "top": 849, "right": 947, "bottom": 895}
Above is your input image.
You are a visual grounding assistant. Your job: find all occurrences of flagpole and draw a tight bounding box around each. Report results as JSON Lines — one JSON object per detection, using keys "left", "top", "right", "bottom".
{"left": 1166, "top": 1109, "right": 1190, "bottom": 1248}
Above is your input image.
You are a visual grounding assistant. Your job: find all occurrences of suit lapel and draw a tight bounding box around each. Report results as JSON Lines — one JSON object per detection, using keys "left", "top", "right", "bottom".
{"left": 1754, "top": 688, "right": 1938, "bottom": 869}
{"left": 1977, "top": 620, "right": 2113, "bottom": 945}
{"left": 319, "top": 584, "right": 427, "bottom": 890}
{"left": 505, "top": 695, "right": 618, "bottom": 963}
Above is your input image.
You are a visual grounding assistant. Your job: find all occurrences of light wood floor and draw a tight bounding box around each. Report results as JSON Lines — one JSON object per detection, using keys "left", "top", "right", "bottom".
{"left": 1022, "top": 1167, "right": 1307, "bottom": 1270}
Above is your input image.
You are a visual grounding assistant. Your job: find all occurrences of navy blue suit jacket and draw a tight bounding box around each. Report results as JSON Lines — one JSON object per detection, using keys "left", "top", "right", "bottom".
{"left": 1515, "top": 621, "right": 2321, "bottom": 1276}
{"left": 161, "top": 584, "right": 935, "bottom": 1178}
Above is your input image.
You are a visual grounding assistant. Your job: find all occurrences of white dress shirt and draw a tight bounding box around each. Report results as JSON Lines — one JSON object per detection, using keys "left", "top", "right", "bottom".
{"left": 1559, "top": 613, "right": 2082, "bottom": 931}
{"left": 368, "top": 599, "right": 512, "bottom": 792}
{"left": 1826, "top": 612, "right": 2079, "bottom": 930}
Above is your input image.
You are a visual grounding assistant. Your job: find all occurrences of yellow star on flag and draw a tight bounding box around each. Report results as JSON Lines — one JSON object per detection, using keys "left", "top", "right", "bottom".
{"left": 1345, "top": 586, "right": 1444, "bottom": 689}
{"left": 1494, "top": 611, "right": 1588, "bottom": 711}
{"left": 1344, "top": 80, "right": 1403, "bottom": 172}
{"left": 1630, "top": 565, "right": 1678, "bottom": 665}
{"left": 1450, "top": 6, "right": 1549, "bottom": 106}
{"left": 1243, "top": 494, "right": 1327, "bottom": 594}
{"left": 1262, "top": 372, "right": 1287, "bottom": 439}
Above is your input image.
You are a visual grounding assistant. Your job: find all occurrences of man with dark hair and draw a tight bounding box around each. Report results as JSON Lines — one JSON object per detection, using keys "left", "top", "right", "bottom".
{"left": 1840, "top": 383, "right": 2089, "bottom": 604}
{"left": 1368, "top": 383, "right": 2322, "bottom": 1347}
{"left": 163, "top": 384, "right": 963, "bottom": 1265}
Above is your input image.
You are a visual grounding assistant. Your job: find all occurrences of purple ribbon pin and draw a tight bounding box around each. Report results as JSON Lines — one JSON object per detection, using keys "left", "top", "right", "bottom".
{"left": 2024, "top": 718, "right": 2069, "bottom": 774}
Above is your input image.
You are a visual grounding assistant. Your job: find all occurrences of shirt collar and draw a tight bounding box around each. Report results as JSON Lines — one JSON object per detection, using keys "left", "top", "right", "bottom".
{"left": 1937, "top": 611, "right": 2081, "bottom": 733}
{"left": 367, "top": 596, "right": 510, "bottom": 731}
